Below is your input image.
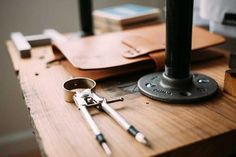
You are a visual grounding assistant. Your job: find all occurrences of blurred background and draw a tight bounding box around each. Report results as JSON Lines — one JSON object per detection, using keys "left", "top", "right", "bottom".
{"left": 0, "top": 0, "right": 235, "bottom": 156}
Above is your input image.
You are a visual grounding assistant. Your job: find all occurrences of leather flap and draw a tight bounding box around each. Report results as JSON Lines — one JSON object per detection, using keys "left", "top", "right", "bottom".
{"left": 122, "top": 36, "right": 165, "bottom": 58}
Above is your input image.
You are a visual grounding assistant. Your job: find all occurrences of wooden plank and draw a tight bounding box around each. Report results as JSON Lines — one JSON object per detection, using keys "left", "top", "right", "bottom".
{"left": 158, "top": 131, "right": 236, "bottom": 157}
{"left": 7, "top": 40, "right": 21, "bottom": 73}
{"left": 6, "top": 41, "right": 236, "bottom": 157}
{"left": 192, "top": 57, "right": 236, "bottom": 124}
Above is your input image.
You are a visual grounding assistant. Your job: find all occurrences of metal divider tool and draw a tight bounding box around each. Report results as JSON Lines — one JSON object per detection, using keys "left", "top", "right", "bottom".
{"left": 63, "top": 77, "right": 149, "bottom": 156}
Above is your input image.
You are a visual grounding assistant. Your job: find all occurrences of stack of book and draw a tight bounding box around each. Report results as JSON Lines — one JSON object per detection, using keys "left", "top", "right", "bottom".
{"left": 93, "top": 4, "right": 161, "bottom": 34}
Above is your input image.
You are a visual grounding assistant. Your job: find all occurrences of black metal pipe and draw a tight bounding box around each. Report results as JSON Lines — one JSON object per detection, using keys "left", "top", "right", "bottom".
{"left": 78, "top": 0, "right": 94, "bottom": 37}
{"left": 165, "top": 0, "right": 194, "bottom": 79}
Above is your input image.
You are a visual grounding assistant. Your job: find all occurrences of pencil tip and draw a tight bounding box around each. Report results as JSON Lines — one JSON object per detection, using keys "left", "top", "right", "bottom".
{"left": 102, "top": 143, "right": 112, "bottom": 156}
{"left": 135, "top": 133, "right": 151, "bottom": 147}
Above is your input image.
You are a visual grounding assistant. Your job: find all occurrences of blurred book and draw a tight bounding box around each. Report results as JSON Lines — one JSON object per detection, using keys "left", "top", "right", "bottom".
{"left": 93, "top": 4, "right": 161, "bottom": 34}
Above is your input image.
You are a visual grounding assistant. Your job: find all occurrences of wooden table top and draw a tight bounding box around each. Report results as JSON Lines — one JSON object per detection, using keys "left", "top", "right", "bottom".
{"left": 6, "top": 41, "right": 236, "bottom": 157}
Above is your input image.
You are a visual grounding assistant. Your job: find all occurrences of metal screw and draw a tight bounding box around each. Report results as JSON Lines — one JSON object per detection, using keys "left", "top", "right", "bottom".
{"left": 107, "top": 97, "right": 124, "bottom": 104}
{"left": 85, "top": 97, "right": 94, "bottom": 104}
{"left": 198, "top": 79, "right": 210, "bottom": 83}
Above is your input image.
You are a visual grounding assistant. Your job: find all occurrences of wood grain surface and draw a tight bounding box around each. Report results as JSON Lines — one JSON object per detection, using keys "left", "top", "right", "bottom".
{"left": 6, "top": 41, "right": 236, "bottom": 157}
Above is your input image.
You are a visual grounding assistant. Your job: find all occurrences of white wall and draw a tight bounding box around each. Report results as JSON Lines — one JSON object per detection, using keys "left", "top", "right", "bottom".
{"left": 0, "top": 0, "right": 165, "bottom": 156}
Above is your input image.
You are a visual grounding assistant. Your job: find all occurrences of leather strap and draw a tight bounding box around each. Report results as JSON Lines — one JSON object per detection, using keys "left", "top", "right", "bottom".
{"left": 148, "top": 52, "right": 166, "bottom": 71}
{"left": 148, "top": 48, "right": 225, "bottom": 72}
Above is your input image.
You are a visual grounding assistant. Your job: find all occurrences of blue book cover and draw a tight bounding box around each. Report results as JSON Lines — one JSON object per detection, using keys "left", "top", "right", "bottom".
{"left": 94, "top": 4, "right": 160, "bottom": 20}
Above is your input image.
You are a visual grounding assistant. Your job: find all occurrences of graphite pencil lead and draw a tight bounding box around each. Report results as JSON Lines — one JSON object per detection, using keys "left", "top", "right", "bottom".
{"left": 102, "top": 142, "right": 112, "bottom": 156}
{"left": 135, "top": 133, "right": 151, "bottom": 146}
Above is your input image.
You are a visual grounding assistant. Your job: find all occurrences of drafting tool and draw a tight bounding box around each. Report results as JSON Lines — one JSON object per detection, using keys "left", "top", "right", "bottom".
{"left": 11, "top": 32, "right": 31, "bottom": 58}
{"left": 25, "top": 34, "right": 51, "bottom": 47}
{"left": 91, "top": 91, "right": 149, "bottom": 145}
{"left": 11, "top": 29, "right": 66, "bottom": 58}
{"left": 63, "top": 77, "right": 149, "bottom": 155}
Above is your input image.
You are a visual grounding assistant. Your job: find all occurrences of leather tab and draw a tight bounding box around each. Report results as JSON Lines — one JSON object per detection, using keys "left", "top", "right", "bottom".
{"left": 148, "top": 52, "right": 166, "bottom": 71}
{"left": 122, "top": 36, "right": 165, "bottom": 58}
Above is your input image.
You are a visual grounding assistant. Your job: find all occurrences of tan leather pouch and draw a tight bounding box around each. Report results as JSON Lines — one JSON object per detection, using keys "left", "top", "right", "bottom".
{"left": 52, "top": 23, "right": 225, "bottom": 80}
{"left": 53, "top": 24, "right": 225, "bottom": 70}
